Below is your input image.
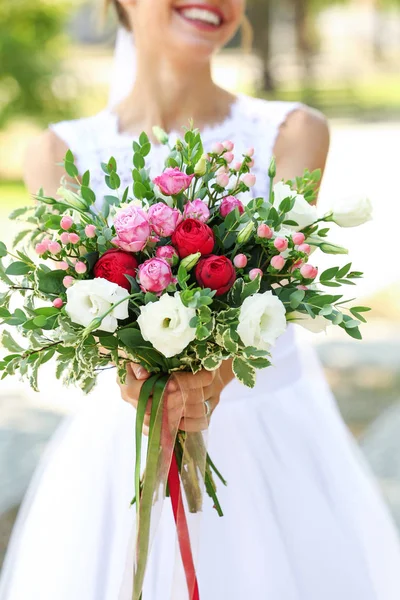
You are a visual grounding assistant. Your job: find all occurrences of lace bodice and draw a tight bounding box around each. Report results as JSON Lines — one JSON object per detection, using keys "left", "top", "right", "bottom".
{"left": 49, "top": 94, "right": 302, "bottom": 208}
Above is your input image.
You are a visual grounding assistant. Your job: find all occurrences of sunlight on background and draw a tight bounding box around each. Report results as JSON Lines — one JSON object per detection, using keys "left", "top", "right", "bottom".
{"left": 1, "top": 0, "right": 400, "bottom": 564}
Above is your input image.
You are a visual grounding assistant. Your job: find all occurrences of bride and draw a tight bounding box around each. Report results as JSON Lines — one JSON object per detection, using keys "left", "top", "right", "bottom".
{"left": 2, "top": 1, "right": 400, "bottom": 598}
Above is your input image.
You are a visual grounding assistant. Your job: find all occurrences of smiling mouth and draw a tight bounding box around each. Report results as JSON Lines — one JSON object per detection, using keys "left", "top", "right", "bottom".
{"left": 174, "top": 4, "right": 224, "bottom": 29}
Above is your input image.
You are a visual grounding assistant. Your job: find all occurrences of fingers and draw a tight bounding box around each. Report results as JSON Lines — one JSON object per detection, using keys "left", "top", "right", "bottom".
{"left": 118, "top": 363, "right": 150, "bottom": 408}
{"left": 172, "top": 369, "right": 215, "bottom": 391}
{"left": 179, "top": 416, "right": 209, "bottom": 433}
{"left": 130, "top": 363, "right": 150, "bottom": 381}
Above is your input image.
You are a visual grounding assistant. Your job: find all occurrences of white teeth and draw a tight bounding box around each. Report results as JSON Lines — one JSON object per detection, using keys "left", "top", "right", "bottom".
{"left": 179, "top": 7, "right": 221, "bottom": 26}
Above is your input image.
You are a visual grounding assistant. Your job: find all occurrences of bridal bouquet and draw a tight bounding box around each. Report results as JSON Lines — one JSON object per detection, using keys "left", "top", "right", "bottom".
{"left": 0, "top": 125, "right": 371, "bottom": 599}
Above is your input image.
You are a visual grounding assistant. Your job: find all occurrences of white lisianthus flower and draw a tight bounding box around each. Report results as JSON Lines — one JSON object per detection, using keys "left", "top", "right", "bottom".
{"left": 273, "top": 182, "right": 317, "bottom": 231}
{"left": 237, "top": 291, "right": 287, "bottom": 351}
{"left": 329, "top": 196, "right": 373, "bottom": 228}
{"left": 137, "top": 293, "right": 196, "bottom": 358}
{"left": 65, "top": 278, "right": 130, "bottom": 333}
{"left": 287, "top": 311, "right": 329, "bottom": 333}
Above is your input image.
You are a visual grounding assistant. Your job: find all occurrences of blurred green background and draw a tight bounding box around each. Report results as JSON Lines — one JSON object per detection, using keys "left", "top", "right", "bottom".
{"left": 1, "top": 0, "right": 400, "bottom": 567}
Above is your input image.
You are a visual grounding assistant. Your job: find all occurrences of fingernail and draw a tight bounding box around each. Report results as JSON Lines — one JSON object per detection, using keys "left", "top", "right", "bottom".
{"left": 167, "top": 380, "right": 177, "bottom": 392}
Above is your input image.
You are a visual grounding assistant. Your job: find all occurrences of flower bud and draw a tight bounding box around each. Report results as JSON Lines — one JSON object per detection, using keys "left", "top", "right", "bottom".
{"left": 152, "top": 126, "right": 169, "bottom": 145}
{"left": 60, "top": 216, "right": 74, "bottom": 230}
{"left": 60, "top": 232, "right": 70, "bottom": 244}
{"left": 241, "top": 173, "right": 256, "bottom": 188}
{"left": 237, "top": 221, "right": 254, "bottom": 244}
{"left": 68, "top": 233, "right": 80, "bottom": 244}
{"left": 270, "top": 255, "right": 286, "bottom": 271}
{"left": 233, "top": 254, "right": 247, "bottom": 269}
{"left": 63, "top": 276, "right": 75, "bottom": 288}
{"left": 245, "top": 147, "right": 255, "bottom": 158}
{"left": 194, "top": 154, "right": 207, "bottom": 176}
{"left": 58, "top": 261, "right": 69, "bottom": 271}
{"left": 57, "top": 187, "right": 88, "bottom": 211}
{"left": 85, "top": 224, "right": 97, "bottom": 238}
{"left": 35, "top": 242, "right": 47, "bottom": 256}
{"left": 249, "top": 268, "right": 263, "bottom": 281}
{"left": 274, "top": 237, "right": 289, "bottom": 252}
{"left": 268, "top": 157, "right": 276, "bottom": 178}
{"left": 53, "top": 298, "right": 64, "bottom": 309}
{"left": 292, "top": 232, "right": 305, "bottom": 246}
{"left": 300, "top": 264, "right": 318, "bottom": 280}
{"left": 216, "top": 172, "right": 230, "bottom": 187}
{"left": 224, "top": 152, "right": 234, "bottom": 164}
{"left": 211, "top": 142, "right": 224, "bottom": 155}
{"left": 297, "top": 243, "right": 311, "bottom": 255}
{"left": 223, "top": 140, "right": 234, "bottom": 152}
{"left": 257, "top": 224, "right": 273, "bottom": 239}
{"left": 48, "top": 241, "right": 62, "bottom": 255}
{"left": 75, "top": 261, "right": 87, "bottom": 274}
{"left": 181, "top": 252, "right": 201, "bottom": 271}
{"left": 320, "top": 242, "right": 349, "bottom": 255}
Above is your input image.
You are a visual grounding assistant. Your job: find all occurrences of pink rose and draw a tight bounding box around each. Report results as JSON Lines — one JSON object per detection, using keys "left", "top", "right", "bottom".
{"left": 113, "top": 204, "right": 151, "bottom": 253}
{"left": 156, "top": 245, "right": 179, "bottom": 265}
{"left": 220, "top": 196, "right": 245, "bottom": 218}
{"left": 138, "top": 258, "right": 174, "bottom": 294}
{"left": 148, "top": 202, "right": 182, "bottom": 237}
{"left": 153, "top": 167, "right": 194, "bottom": 196}
{"left": 183, "top": 199, "right": 210, "bottom": 223}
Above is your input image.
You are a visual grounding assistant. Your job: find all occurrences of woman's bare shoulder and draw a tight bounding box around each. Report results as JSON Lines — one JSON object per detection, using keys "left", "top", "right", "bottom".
{"left": 23, "top": 129, "right": 71, "bottom": 198}
{"left": 274, "top": 104, "right": 330, "bottom": 180}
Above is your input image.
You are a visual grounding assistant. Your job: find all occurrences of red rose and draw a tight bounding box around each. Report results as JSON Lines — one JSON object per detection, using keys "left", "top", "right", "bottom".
{"left": 172, "top": 219, "right": 215, "bottom": 259}
{"left": 195, "top": 255, "right": 236, "bottom": 296}
{"left": 93, "top": 248, "right": 138, "bottom": 291}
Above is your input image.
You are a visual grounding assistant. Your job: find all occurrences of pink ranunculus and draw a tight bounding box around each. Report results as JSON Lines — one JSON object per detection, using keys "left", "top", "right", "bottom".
{"left": 220, "top": 196, "right": 245, "bottom": 218}
{"left": 183, "top": 199, "right": 210, "bottom": 223}
{"left": 138, "top": 258, "right": 174, "bottom": 294}
{"left": 271, "top": 255, "right": 286, "bottom": 271}
{"left": 300, "top": 264, "right": 318, "bottom": 280}
{"left": 156, "top": 245, "right": 179, "bottom": 266}
{"left": 113, "top": 204, "right": 151, "bottom": 253}
{"left": 153, "top": 167, "right": 194, "bottom": 196}
{"left": 148, "top": 202, "right": 182, "bottom": 237}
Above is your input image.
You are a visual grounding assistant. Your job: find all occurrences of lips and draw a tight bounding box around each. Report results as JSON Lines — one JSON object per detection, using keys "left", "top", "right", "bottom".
{"left": 174, "top": 3, "right": 225, "bottom": 30}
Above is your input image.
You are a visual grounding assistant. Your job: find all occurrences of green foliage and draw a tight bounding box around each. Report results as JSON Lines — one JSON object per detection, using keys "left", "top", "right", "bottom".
{"left": 0, "top": 0, "right": 74, "bottom": 129}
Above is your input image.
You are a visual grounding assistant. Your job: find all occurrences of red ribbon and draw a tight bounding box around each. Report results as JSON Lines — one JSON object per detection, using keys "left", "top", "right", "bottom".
{"left": 168, "top": 452, "right": 200, "bottom": 600}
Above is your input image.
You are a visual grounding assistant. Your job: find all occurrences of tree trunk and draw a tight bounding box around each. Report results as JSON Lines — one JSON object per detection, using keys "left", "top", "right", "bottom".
{"left": 247, "top": 0, "right": 275, "bottom": 93}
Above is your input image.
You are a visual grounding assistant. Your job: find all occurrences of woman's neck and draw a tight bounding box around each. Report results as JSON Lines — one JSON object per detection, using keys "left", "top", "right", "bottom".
{"left": 113, "top": 57, "right": 236, "bottom": 138}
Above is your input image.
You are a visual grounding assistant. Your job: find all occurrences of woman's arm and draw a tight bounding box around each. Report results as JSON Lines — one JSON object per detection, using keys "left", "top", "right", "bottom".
{"left": 23, "top": 129, "right": 72, "bottom": 197}
{"left": 274, "top": 105, "right": 330, "bottom": 200}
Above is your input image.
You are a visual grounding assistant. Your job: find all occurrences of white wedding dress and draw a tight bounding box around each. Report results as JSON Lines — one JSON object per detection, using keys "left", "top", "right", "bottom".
{"left": 1, "top": 93, "right": 400, "bottom": 600}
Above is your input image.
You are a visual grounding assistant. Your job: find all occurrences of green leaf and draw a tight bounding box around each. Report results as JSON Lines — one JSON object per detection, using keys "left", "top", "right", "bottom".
{"left": 141, "top": 142, "right": 151, "bottom": 157}
{"left": 82, "top": 170, "right": 90, "bottom": 187}
{"left": 12, "top": 230, "right": 31, "bottom": 248}
{"left": 202, "top": 354, "right": 223, "bottom": 371}
{"left": 289, "top": 289, "right": 306, "bottom": 310}
{"left": 232, "top": 357, "right": 256, "bottom": 388}
{"left": 196, "top": 325, "right": 211, "bottom": 341}
{"left": 9, "top": 206, "right": 31, "bottom": 220}
{"left": 139, "top": 132, "right": 149, "bottom": 146}
{"left": 133, "top": 153, "right": 145, "bottom": 170}
{"left": 351, "top": 306, "right": 371, "bottom": 313}
{"left": 36, "top": 269, "right": 65, "bottom": 295}
{"left": 342, "top": 325, "right": 362, "bottom": 340}
{"left": 32, "top": 315, "right": 48, "bottom": 328}
{"left": 134, "top": 181, "right": 147, "bottom": 199}
{"left": 222, "top": 329, "right": 239, "bottom": 353}
{"left": 336, "top": 262, "right": 352, "bottom": 279}
{"left": 320, "top": 266, "right": 339, "bottom": 281}
{"left": 228, "top": 278, "right": 244, "bottom": 306}
{"left": 1, "top": 330, "right": 24, "bottom": 353}
{"left": 241, "top": 275, "right": 261, "bottom": 302}
{"left": 6, "top": 261, "right": 32, "bottom": 276}
{"left": 0, "top": 242, "right": 8, "bottom": 257}
{"left": 247, "top": 356, "right": 271, "bottom": 369}
{"left": 319, "top": 304, "right": 333, "bottom": 317}
{"left": 81, "top": 186, "right": 96, "bottom": 205}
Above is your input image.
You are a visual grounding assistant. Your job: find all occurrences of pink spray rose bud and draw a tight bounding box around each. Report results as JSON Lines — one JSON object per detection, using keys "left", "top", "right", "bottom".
{"left": 298, "top": 243, "right": 311, "bottom": 255}
{"left": 63, "top": 276, "right": 75, "bottom": 288}
{"left": 271, "top": 255, "right": 286, "bottom": 271}
{"left": 300, "top": 264, "right": 318, "bottom": 280}
{"left": 223, "top": 140, "right": 234, "bottom": 152}
{"left": 60, "top": 232, "right": 70, "bottom": 244}
{"left": 249, "top": 268, "right": 263, "bottom": 281}
{"left": 216, "top": 172, "right": 230, "bottom": 188}
{"left": 58, "top": 261, "right": 69, "bottom": 271}
{"left": 297, "top": 285, "right": 308, "bottom": 291}
{"left": 292, "top": 232, "right": 305, "bottom": 246}
{"left": 52, "top": 298, "right": 64, "bottom": 309}
{"left": 112, "top": 204, "right": 151, "bottom": 252}
{"left": 233, "top": 161, "right": 243, "bottom": 172}
{"left": 68, "top": 233, "right": 80, "bottom": 245}
{"left": 183, "top": 199, "right": 210, "bottom": 223}
{"left": 234, "top": 254, "right": 248, "bottom": 269}
{"left": 220, "top": 196, "right": 245, "bottom": 218}
{"left": 148, "top": 202, "right": 182, "bottom": 237}
{"left": 35, "top": 242, "right": 47, "bottom": 255}
{"left": 247, "top": 159, "right": 255, "bottom": 168}
{"left": 48, "top": 241, "right": 62, "bottom": 255}
{"left": 60, "top": 216, "right": 73, "bottom": 230}
{"left": 153, "top": 167, "right": 194, "bottom": 196}
{"left": 245, "top": 147, "right": 255, "bottom": 157}
{"left": 241, "top": 173, "right": 256, "bottom": 188}
{"left": 290, "top": 259, "right": 304, "bottom": 273}
{"left": 138, "top": 258, "right": 173, "bottom": 294}
{"left": 274, "top": 237, "right": 289, "bottom": 252}
{"left": 75, "top": 261, "right": 87, "bottom": 274}
{"left": 41, "top": 237, "right": 51, "bottom": 250}
{"left": 156, "top": 245, "right": 179, "bottom": 266}
{"left": 85, "top": 224, "right": 97, "bottom": 238}
{"left": 257, "top": 224, "right": 273, "bottom": 239}
{"left": 224, "top": 152, "right": 234, "bottom": 164}
{"left": 211, "top": 142, "right": 224, "bottom": 155}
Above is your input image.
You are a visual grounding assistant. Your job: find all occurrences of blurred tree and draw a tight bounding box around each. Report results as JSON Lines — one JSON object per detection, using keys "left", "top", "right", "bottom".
{"left": 247, "top": 0, "right": 275, "bottom": 92}
{"left": 0, "top": 0, "right": 75, "bottom": 130}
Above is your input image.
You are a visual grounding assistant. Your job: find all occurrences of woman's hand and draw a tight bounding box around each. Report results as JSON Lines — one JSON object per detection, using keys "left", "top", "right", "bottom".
{"left": 118, "top": 364, "right": 227, "bottom": 435}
